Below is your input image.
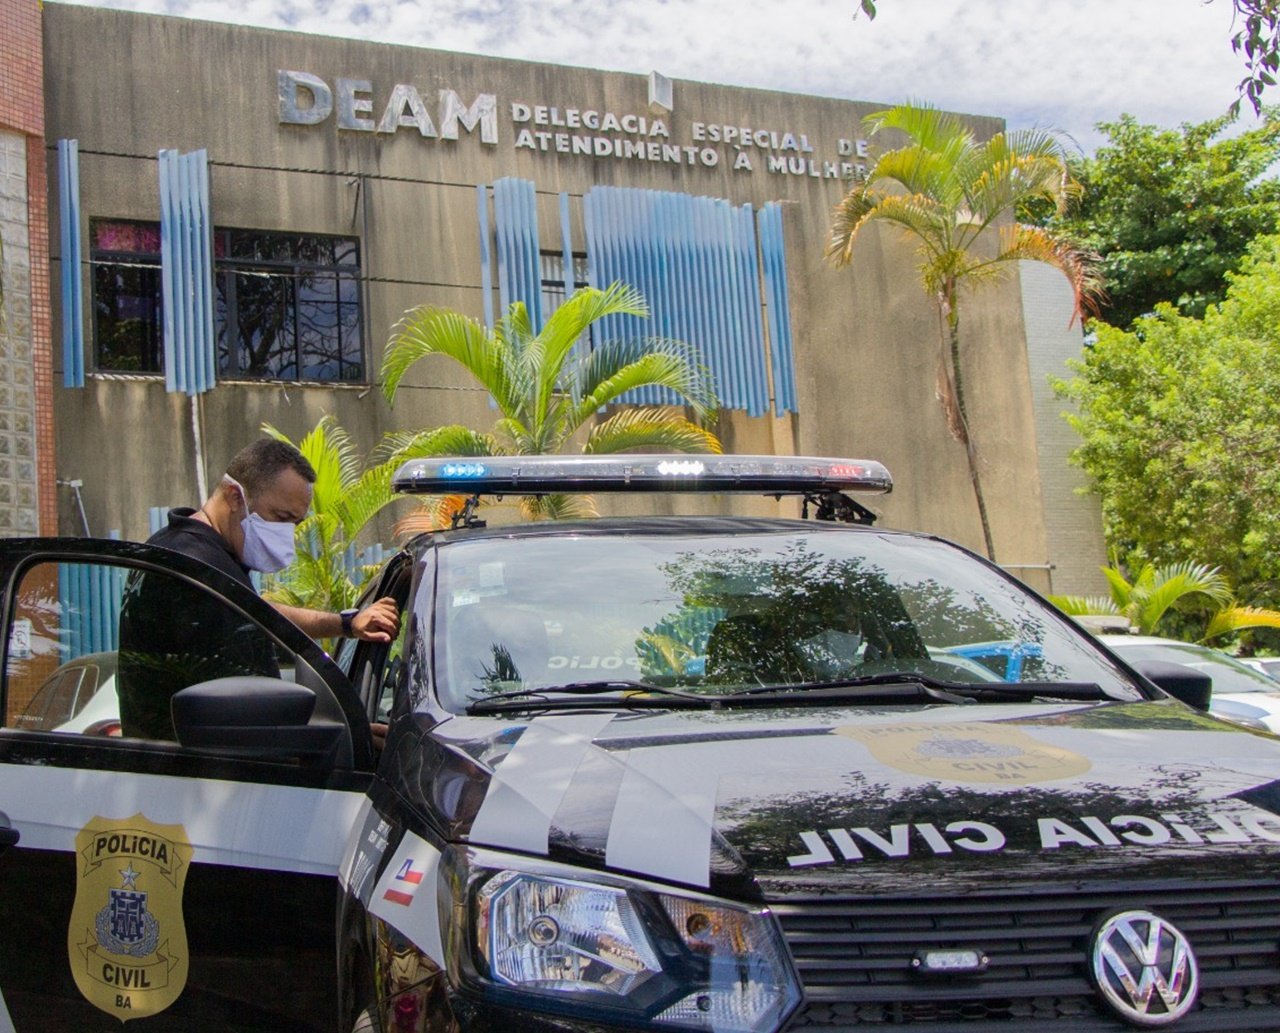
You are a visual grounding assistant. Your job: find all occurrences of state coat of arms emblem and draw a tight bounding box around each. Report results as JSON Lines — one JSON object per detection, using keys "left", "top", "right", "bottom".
{"left": 68, "top": 814, "right": 192, "bottom": 1021}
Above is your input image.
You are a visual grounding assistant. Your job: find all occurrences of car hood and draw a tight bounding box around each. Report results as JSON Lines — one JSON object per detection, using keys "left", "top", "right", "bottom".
{"left": 394, "top": 698, "right": 1280, "bottom": 900}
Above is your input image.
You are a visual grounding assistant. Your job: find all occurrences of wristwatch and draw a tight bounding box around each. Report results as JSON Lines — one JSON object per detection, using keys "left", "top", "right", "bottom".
{"left": 340, "top": 608, "right": 360, "bottom": 638}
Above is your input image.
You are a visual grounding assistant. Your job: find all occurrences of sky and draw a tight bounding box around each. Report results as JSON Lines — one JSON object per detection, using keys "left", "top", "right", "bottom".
{"left": 60, "top": 0, "right": 1262, "bottom": 155}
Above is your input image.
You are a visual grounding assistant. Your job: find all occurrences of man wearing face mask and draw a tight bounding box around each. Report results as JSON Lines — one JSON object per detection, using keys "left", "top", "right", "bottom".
{"left": 117, "top": 438, "right": 399, "bottom": 741}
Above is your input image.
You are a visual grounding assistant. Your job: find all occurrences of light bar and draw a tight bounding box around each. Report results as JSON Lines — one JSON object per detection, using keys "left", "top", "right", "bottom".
{"left": 391, "top": 454, "right": 892, "bottom": 496}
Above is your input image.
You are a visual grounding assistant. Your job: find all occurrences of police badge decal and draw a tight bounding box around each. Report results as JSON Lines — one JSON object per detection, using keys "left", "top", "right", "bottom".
{"left": 68, "top": 815, "right": 192, "bottom": 1021}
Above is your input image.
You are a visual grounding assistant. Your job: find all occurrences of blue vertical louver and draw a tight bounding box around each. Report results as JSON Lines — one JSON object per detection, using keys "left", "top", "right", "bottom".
{"left": 476, "top": 185, "right": 496, "bottom": 332}
{"left": 491, "top": 177, "right": 544, "bottom": 330}
{"left": 757, "top": 203, "right": 799, "bottom": 416}
{"left": 583, "top": 187, "right": 784, "bottom": 416}
{"left": 159, "top": 149, "right": 216, "bottom": 395}
{"left": 57, "top": 139, "right": 85, "bottom": 388}
{"left": 480, "top": 183, "right": 800, "bottom": 417}
{"left": 58, "top": 562, "right": 124, "bottom": 660}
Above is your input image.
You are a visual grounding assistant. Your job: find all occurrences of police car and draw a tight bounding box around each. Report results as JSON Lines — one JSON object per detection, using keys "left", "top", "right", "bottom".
{"left": 3, "top": 454, "right": 1280, "bottom": 1032}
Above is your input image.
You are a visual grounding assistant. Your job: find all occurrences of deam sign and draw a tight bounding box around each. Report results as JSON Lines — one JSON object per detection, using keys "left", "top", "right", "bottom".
{"left": 278, "top": 70, "right": 498, "bottom": 144}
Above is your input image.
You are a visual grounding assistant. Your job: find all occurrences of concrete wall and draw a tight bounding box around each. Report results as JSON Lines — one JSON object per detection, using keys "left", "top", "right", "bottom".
{"left": 42, "top": 5, "right": 1068, "bottom": 585}
{"left": 1020, "top": 261, "right": 1109, "bottom": 596}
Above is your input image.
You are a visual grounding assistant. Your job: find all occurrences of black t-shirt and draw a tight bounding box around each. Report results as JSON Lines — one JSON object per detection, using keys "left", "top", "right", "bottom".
{"left": 117, "top": 508, "right": 280, "bottom": 740}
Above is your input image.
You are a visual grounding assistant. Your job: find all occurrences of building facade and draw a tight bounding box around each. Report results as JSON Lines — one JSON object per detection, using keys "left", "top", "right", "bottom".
{"left": 33, "top": 2, "right": 1105, "bottom": 593}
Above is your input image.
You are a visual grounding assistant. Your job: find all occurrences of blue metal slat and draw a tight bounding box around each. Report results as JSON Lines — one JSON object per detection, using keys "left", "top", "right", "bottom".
{"left": 684, "top": 196, "right": 714, "bottom": 405}
{"left": 492, "top": 179, "right": 514, "bottom": 319}
{"left": 58, "top": 139, "right": 84, "bottom": 388}
{"left": 180, "top": 156, "right": 196, "bottom": 392}
{"left": 476, "top": 185, "right": 495, "bottom": 332}
{"left": 158, "top": 149, "right": 183, "bottom": 393}
{"left": 701, "top": 198, "right": 738, "bottom": 411}
{"left": 511, "top": 178, "right": 539, "bottom": 330}
{"left": 759, "top": 203, "right": 798, "bottom": 415}
{"left": 599, "top": 188, "right": 624, "bottom": 345}
{"left": 191, "top": 151, "right": 216, "bottom": 393}
{"left": 56, "top": 563, "right": 71, "bottom": 660}
{"left": 632, "top": 190, "right": 658, "bottom": 405}
{"left": 735, "top": 204, "right": 769, "bottom": 417}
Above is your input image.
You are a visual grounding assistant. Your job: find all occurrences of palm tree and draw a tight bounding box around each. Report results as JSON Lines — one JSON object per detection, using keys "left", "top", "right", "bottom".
{"left": 380, "top": 282, "right": 721, "bottom": 524}
{"left": 827, "top": 102, "right": 1102, "bottom": 560}
{"left": 259, "top": 417, "right": 404, "bottom": 616}
{"left": 1049, "top": 560, "right": 1280, "bottom": 642}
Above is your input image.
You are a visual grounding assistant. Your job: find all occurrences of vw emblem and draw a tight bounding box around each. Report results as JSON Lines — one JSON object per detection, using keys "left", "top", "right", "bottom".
{"left": 1089, "top": 910, "right": 1199, "bottom": 1026}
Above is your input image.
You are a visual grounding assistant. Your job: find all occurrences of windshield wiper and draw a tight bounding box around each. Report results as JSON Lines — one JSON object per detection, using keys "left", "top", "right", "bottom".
{"left": 464, "top": 675, "right": 1111, "bottom": 715}
{"left": 466, "top": 680, "right": 710, "bottom": 715}
{"left": 724, "top": 672, "right": 1108, "bottom": 702}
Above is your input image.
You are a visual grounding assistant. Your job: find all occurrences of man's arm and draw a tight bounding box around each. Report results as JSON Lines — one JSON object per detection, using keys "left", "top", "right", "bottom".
{"left": 271, "top": 596, "right": 401, "bottom": 643}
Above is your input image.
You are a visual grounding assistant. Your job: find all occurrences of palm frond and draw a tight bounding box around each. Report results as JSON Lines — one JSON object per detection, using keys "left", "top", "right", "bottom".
{"left": 1203, "top": 606, "right": 1280, "bottom": 642}
{"left": 867, "top": 148, "right": 964, "bottom": 209}
{"left": 519, "top": 493, "right": 599, "bottom": 521}
{"left": 1138, "top": 562, "right": 1233, "bottom": 633}
{"left": 382, "top": 307, "right": 520, "bottom": 413}
{"left": 531, "top": 283, "right": 649, "bottom": 425}
{"left": 583, "top": 409, "right": 723, "bottom": 454}
{"left": 380, "top": 425, "right": 497, "bottom": 464}
{"left": 571, "top": 340, "right": 718, "bottom": 428}
{"left": 1101, "top": 565, "right": 1136, "bottom": 612}
{"left": 1046, "top": 594, "right": 1122, "bottom": 616}
{"left": 864, "top": 103, "right": 972, "bottom": 160}
{"left": 830, "top": 191, "right": 952, "bottom": 270}
{"left": 976, "top": 225, "right": 1105, "bottom": 323}
{"left": 332, "top": 459, "right": 401, "bottom": 541}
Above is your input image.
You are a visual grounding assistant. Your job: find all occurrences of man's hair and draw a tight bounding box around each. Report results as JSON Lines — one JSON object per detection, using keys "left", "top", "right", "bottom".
{"left": 225, "top": 439, "right": 316, "bottom": 498}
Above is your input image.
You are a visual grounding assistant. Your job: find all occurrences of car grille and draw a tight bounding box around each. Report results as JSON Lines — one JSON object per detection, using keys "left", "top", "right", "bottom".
{"left": 773, "top": 881, "right": 1280, "bottom": 1030}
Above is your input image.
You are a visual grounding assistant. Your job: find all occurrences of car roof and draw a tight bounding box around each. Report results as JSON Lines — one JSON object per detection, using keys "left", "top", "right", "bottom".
{"left": 413, "top": 514, "right": 931, "bottom": 548}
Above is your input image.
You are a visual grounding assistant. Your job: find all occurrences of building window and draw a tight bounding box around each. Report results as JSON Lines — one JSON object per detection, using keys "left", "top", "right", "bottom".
{"left": 90, "top": 221, "right": 364, "bottom": 383}
{"left": 91, "top": 220, "right": 163, "bottom": 373}
{"left": 217, "top": 230, "right": 363, "bottom": 381}
{"left": 540, "top": 250, "right": 590, "bottom": 320}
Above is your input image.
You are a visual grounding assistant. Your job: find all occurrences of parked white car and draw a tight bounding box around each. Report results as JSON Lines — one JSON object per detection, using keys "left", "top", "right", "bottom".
{"left": 1237, "top": 656, "right": 1280, "bottom": 682}
{"left": 11, "top": 652, "right": 119, "bottom": 736}
{"left": 1100, "top": 635, "right": 1280, "bottom": 733}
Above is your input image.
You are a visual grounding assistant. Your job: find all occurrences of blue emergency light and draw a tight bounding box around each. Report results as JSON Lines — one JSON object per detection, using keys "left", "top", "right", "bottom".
{"left": 391, "top": 454, "right": 893, "bottom": 497}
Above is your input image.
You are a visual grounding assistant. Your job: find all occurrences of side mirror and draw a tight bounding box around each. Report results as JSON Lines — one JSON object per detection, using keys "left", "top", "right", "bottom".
{"left": 172, "top": 678, "right": 345, "bottom": 762}
{"left": 1132, "top": 659, "right": 1213, "bottom": 712}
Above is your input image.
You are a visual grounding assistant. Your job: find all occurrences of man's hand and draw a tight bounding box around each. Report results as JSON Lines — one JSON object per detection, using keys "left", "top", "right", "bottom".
{"left": 352, "top": 597, "right": 401, "bottom": 643}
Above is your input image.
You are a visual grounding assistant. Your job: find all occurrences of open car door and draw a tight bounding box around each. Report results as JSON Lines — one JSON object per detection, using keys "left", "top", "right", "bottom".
{"left": 0, "top": 536, "right": 375, "bottom": 1031}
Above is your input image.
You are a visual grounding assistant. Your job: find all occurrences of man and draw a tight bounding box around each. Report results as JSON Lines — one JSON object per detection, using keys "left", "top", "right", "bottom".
{"left": 118, "top": 438, "right": 399, "bottom": 740}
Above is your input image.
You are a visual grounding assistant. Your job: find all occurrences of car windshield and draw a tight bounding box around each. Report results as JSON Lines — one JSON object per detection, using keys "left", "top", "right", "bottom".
{"left": 429, "top": 528, "right": 1141, "bottom": 712}
{"left": 1110, "top": 641, "right": 1280, "bottom": 695}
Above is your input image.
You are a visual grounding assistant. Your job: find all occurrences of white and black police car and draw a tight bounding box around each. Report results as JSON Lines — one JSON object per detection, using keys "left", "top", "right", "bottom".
{"left": 2, "top": 454, "right": 1280, "bottom": 1033}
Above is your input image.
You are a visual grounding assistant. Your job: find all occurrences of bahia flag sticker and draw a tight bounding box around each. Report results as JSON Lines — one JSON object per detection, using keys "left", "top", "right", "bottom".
{"left": 382, "top": 857, "right": 425, "bottom": 906}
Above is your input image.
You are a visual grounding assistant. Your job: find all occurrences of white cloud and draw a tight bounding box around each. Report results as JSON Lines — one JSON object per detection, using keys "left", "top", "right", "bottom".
{"left": 59, "top": 0, "right": 1262, "bottom": 153}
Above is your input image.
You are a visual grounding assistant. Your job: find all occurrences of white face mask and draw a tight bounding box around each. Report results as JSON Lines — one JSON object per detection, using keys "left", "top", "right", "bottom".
{"left": 225, "top": 476, "right": 298, "bottom": 573}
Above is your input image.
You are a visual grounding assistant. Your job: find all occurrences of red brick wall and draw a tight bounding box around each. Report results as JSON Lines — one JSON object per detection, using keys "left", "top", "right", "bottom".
{"left": 1, "top": 0, "right": 55, "bottom": 536}
{"left": 0, "top": 0, "right": 44, "bottom": 136}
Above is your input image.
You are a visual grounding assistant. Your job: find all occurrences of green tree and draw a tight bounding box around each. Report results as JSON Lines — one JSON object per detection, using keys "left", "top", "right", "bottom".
{"left": 1049, "top": 560, "right": 1280, "bottom": 642}
{"left": 1058, "top": 232, "right": 1280, "bottom": 606}
{"left": 380, "top": 282, "right": 721, "bottom": 522}
{"left": 259, "top": 417, "right": 402, "bottom": 617}
{"left": 827, "top": 102, "right": 1100, "bottom": 560}
{"left": 1047, "top": 111, "right": 1280, "bottom": 329}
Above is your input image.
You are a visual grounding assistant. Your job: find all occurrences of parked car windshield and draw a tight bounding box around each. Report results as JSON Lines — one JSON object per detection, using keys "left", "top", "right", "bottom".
{"left": 429, "top": 528, "right": 1140, "bottom": 712}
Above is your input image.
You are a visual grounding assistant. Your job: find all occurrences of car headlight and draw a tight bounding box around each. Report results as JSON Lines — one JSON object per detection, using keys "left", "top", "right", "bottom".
{"left": 465, "top": 852, "right": 801, "bottom": 1032}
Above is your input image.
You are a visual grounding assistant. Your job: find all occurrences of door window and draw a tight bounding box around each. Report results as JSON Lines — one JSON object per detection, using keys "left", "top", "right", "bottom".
{"left": 5, "top": 556, "right": 328, "bottom": 745}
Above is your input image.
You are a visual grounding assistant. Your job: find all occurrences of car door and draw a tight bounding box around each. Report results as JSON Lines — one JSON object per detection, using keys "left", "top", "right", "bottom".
{"left": 0, "top": 537, "right": 375, "bottom": 1032}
